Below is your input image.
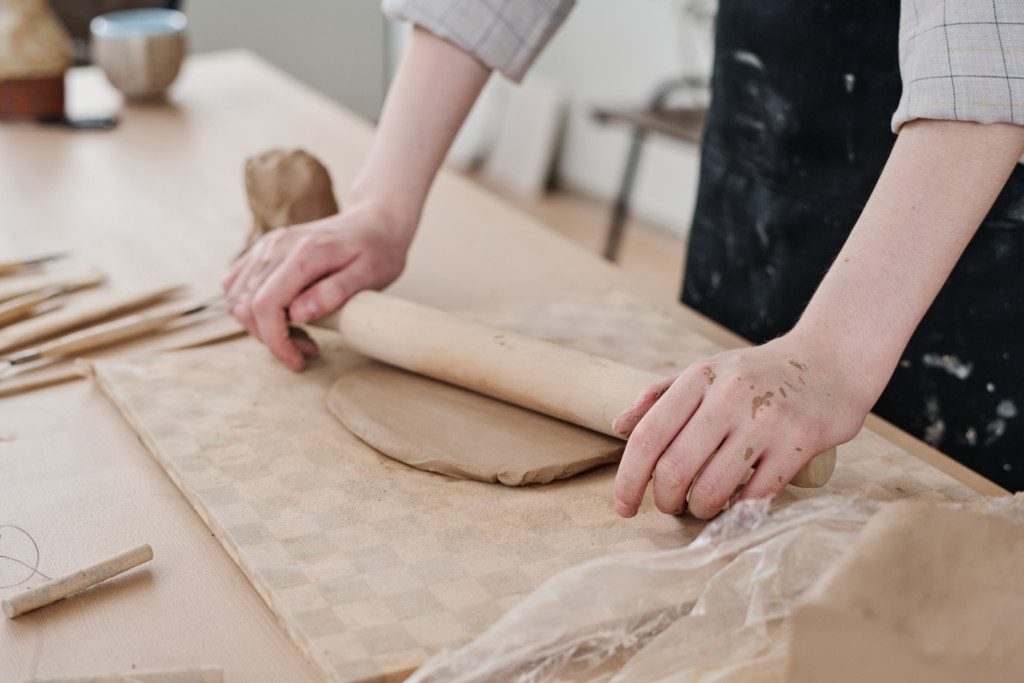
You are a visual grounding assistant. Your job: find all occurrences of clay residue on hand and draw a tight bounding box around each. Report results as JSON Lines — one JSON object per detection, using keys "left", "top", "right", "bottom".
{"left": 702, "top": 367, "right": 716, "bottom": 385}
{"left": 743, "top": 447, "right": 754, "bottom": 461}
{"left": 751, "top": 391, "right": 775, "bottom": 420}
{"left": 779, "top": 386, "right": 787, "bottom": 398}
{"left": 789, "top": 359, "right": 808, "bottom": 371}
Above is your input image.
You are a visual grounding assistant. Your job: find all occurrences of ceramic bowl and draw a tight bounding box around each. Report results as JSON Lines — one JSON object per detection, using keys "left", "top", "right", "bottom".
{"left": 90, "top": 8, "right": 187, "bottom": 100}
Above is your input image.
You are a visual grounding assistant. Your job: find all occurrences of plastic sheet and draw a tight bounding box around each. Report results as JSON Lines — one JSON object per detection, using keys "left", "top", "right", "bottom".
{"left": 409, "top": 494, "right": 1024, "bottom": 683}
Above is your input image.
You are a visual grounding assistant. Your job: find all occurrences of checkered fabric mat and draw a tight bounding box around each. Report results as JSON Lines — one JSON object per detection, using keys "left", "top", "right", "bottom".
{"left": 92, "top": 292, "right": 980, "bottom": 682}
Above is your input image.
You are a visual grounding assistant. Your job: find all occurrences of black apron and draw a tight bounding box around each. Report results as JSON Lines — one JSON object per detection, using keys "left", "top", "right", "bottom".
{"left": 682, "top": 1, "right": 1024, "bottom": 491}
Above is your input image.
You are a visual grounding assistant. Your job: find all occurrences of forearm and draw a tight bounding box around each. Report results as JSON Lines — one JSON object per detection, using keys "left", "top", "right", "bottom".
{"left": 348, "top": 26, "right": 489, "bottom": 230}
{"left": 793, "top": 119, "right": 1024, "bottom": 405}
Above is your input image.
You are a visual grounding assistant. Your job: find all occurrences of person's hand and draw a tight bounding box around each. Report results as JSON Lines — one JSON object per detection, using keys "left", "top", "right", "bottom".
{"left": 222, "top": 201, "right": 415, "bottom": 371}
{"left": 612, "top": 334, "right": 874, "bottom": 520}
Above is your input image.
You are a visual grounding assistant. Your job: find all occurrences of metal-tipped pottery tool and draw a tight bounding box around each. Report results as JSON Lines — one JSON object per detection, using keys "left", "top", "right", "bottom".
{"left": 0, "top": 299, "right": 213, "bottom": 377}
{"left": 0, "top": 251, "right": 69, "bottom": 277}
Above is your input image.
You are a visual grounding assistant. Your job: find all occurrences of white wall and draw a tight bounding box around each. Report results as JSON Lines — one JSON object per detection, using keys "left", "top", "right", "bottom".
{"left": 185, "top": 0, "right": 388, "bottom": 122}
{"left": 389, "top": 0, "right": 713, "bottom": 235}
{"left": 525, "top": 0, "right": 712, "bottom": 234}
{"left": 190, "top": 1, "right": 713, "bottom": 234}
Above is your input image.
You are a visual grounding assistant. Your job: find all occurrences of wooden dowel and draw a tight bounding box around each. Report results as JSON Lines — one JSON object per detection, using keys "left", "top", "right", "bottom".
{"left": 25, "top": 666, "right": 223, "bottom": 683}
{"left": 2, "top": 544, "right": 153, "bottom": 618}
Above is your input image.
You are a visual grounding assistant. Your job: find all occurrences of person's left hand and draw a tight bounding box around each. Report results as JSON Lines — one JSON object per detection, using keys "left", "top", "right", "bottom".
{"left": 612, "top": 333, "right": 873, "bottom": 519}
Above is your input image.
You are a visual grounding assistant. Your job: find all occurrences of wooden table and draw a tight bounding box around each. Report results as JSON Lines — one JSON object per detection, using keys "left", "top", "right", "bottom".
{"left": 0, "top": 51, "right": 1005, "bottom": 682}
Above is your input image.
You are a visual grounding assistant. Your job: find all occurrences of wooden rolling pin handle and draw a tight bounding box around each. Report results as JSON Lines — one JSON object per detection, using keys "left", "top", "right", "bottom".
{"left": 336, "top": 291, "right": 835, "bottom": 488}
{"left": 2, "top": 543, "right": 153, "bottom": 618}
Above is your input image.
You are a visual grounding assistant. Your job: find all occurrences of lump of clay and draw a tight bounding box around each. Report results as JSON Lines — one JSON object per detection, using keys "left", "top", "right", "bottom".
{"left": 327, "top": 362, "right": 624, "bottom": 486}
{"left": 242, "top": 148, "right": 340, "bottom": 251}
{"left": 787, "top": 500, "right": 1024, "bottom": 682}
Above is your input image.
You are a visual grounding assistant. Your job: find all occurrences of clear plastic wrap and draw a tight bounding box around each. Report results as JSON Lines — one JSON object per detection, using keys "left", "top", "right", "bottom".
{"left": 409, "top": 494, "right": 1024, "bottom": 683}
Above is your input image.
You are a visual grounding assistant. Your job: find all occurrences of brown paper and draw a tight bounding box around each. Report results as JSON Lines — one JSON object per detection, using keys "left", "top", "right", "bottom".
{"left": 787, "top": 501, "right": 1024, "bottom": 682}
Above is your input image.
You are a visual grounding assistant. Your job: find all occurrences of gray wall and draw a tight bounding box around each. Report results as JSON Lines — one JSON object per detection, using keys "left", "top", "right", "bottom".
{"left": 184, "top": 0, "right": 388, "bottom": 121}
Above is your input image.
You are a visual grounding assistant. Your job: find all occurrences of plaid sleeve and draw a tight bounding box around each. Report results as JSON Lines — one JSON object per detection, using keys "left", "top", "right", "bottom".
{"left": 892, "top": 0, "right": 1024, "bottom": 132}
{"left": 382, "top": 0, "right": 574, "bottom": 82}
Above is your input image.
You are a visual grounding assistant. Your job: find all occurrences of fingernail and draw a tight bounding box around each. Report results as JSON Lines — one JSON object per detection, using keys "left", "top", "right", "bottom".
{"left": 614, "top": 498, "right": 635, "bottom": 518}
{"left": 297, "top": 301, "right": 317, "bottom": 323}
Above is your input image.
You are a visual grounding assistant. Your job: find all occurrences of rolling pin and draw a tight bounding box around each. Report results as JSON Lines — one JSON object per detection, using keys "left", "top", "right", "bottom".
{"left": 334, "top": 291, "right": 836, "bottom": 488}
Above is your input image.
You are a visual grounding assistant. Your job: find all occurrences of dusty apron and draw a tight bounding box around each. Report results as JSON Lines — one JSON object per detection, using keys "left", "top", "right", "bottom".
{"left": 682, "top": 0, "right": 1024, "bottom": 490}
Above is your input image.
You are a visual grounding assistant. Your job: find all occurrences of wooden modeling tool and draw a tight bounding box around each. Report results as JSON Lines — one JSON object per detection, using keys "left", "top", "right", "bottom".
{"left": 0, "top": 365, "right": 88, "bottom": 398}
{"left": 0, "top": 251, "right": 68, "bottom": 277}
{"left": 333, "top": 291, "right": 837, "bottom": 488}
{"left": 0, "top": 299, "right": 213, "bottom": 376}
{"left": 0, "top": 285, "right": 65, "bottom": 327}
{"left": 24, "top": 667, "right": 223, "bottom": 683}
{"left": 0, "top": 266, "right": 106, "bottom": 304}
{"left": 0, "top": 285, "right": 180, "bottom": 354}
{"left": 2, "top": 544, "right": 153, "bottom": 618}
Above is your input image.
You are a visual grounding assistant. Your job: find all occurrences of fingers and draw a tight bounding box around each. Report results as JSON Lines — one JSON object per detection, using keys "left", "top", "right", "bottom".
{"left": 224, "top": 232, "right": 281, "bottom": 306}
{"left": 222, "top": 254, "right": 246, "bottom": 293}
{"left": 288, "top": 257, "right": 372, "bottom": 324}
{"left": 686, "top": 431, "right": 765, "bottom": 519}
{"left": 649, "top": 404, "right": 729, "bottom": 515}
{"left": 611, "top": 373, "right": 679, "bottom": 438}
{"left": 614, "top": 367, "right": 703, "bottom": 518}
{"left": 249, "top": 244, "right": 356, "bottom": 368}
{"left": 733, "top": 439, "right": 814, "bottom": 503}
{"left": 289, "top": 327, "right": 319, "bottom": 360}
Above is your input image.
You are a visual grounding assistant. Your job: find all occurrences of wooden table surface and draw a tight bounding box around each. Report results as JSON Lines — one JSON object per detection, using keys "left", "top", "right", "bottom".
{"left": 0, "top": 51, "right": 1005, "bottom": 682}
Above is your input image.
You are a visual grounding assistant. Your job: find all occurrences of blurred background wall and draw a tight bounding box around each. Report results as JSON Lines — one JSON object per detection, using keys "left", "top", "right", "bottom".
{"left": 186, "top": 1, "right": 388, "bottom": 123}
{"left": 181, "top": 0, "right": 713, "bottom": 238}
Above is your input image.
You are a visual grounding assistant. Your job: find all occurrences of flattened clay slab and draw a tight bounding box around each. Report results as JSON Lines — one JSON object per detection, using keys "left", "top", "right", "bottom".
{"left": 327, "top": 361, "right": 624, "bottom": 485}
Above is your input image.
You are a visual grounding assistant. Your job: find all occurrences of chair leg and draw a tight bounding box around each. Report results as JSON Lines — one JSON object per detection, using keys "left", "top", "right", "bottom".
{"left": 604, "top": 129, "right": 647, "bottom": 262}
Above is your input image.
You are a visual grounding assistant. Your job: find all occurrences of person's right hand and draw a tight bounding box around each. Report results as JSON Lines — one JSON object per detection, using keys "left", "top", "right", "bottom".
{"left": 222, "top": 201, "right": 415, "bottom": 371}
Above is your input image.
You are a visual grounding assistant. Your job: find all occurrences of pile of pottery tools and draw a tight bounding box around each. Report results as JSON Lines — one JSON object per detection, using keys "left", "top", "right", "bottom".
{"left": 0, "top": 251, "right": 219, "bottom": 391}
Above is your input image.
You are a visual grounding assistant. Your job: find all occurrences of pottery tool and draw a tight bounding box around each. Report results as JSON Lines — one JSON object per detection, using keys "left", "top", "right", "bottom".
{"left": 331, "top": 291, "right": 836, "bottom": 488}
{"left": 2, "top": 543, "right": 153, "bottom": 618}
{"left": 0, "top": 251, "right": 67, "bottom": 276}
{"left": 0, "top": 285, "right": 65, "bottom": 327}
{"left": 0, "top": 265, "right": 105, "bottom": 304}
{"left": 0, "top": 364, "right": 88, "bottom": 398}
{"left": 0, "top": 284, "right": 180, "bottom": 354}
{"left": 0, "top": 274, "right": 115, "bottom": 327}
{"left": 0, "top": 299, "right": 213, "bottom": 376}
{"left": 25, "top": 667, "right": 223, "bottom": 683}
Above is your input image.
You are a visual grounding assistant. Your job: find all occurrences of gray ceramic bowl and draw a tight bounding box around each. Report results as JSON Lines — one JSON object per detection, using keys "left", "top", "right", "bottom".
{"left": 90, "top": 9, "right": 187, "bottom": 100}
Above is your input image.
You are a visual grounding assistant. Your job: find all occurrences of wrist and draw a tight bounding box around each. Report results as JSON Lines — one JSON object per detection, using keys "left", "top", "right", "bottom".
{"left": 344, "top": 180, "right": 421, "bottom": 242}
{"left": 781, "top": 319, "right": 891, "bottom": 414}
